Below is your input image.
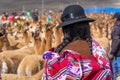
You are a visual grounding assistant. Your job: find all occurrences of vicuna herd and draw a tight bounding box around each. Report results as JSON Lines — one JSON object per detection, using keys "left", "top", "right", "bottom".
{"left": 0, "top": 12, "right": 116, "bottom": 80}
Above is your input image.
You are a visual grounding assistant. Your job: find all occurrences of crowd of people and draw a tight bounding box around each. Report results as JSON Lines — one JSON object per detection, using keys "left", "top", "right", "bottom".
{"left": 0, "top": 9, "right": 40, "bottom": 26}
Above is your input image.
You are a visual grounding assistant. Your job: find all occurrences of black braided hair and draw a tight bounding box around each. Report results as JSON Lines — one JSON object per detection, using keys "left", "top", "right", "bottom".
{"left": 85, "top": 25, "right": 92, "bottom": 52}
{"left": 55, "top": 22, "right": 92, "bottom": 53}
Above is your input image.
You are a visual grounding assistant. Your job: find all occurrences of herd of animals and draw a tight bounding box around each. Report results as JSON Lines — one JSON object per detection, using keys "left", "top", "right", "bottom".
{"left": 0, "top": 12, "right": 117, "bottom": 80}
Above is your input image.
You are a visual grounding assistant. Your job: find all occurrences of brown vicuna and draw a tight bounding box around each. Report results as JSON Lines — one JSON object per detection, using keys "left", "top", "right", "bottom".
{"left": 2, "top": 29, "right": 27, "bottom": 51}
{"left": 39, "top": 31, "right": 46, "bottom": 55}
{"left": 1, "top": 69, "right": 44, "bottom": 80}
{"left": 2, "top": 27, "right": 33, "bottom": 50}
{"left": 52, "top": 27, "right": 63, "bottom": 48}
{"left": 44, "top": 28, "right": 52, "bottom": 51}
{"left": 0, "top": 48, "right": 35, "bottom": 73}
{"left": 33, "top": 29, "right": 46, "bottom": 55}
{"left": 33, "top": 30, "right": 41, "bottom": 55}
{"left": 2, "top": 33, "right": 16, "bottom": 51}
{"left": 22, "top": 28, "right": 31, "bottom": 46}
{"left": 17, "top": 55, "right": 44, "bottom": 76}
{"left": 0, "top": 33, "right": 5, "bottom": 52}
{"left": 0, "top": 55, "right": 14, "bottom": 75}
{"left": 6, "top": 25, "right": 29, "bottom": 49}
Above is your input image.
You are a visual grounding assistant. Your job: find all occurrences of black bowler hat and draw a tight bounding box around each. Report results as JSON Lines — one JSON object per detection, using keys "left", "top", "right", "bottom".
{"left": 57, "top": 5, "right": 95, "bottom": 28}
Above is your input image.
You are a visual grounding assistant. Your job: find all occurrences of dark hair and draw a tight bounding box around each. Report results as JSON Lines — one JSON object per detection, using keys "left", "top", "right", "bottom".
{"left": 55, "top": 22, "right": 92, "bottom": 53}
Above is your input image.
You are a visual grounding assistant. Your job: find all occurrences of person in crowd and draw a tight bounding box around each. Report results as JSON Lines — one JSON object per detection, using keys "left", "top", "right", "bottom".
{"left": 1, "top": 12, "right": 7, "bottom": 23}
{"left": 8, "top": 12, "right": 15, "bottom": 25}
{"left": 109, "top": 12, "right": 120, "bottom": 80}
{"left": 32, "top": 9, "right": 38, "bottom": 23}
{"left": 35, "top": 9, "right": 39, "bottom": 16}
{"left": 42, "top": 5, "right": 112, "bottom": 80}
{"left": 47, "top": 14, "right": 51, "bottom": 23}
{"left": 26, "top": 10, "right": 32, "bottom": 20}
{"left": 14, "top": 12, "right": 21, "bottom": 25}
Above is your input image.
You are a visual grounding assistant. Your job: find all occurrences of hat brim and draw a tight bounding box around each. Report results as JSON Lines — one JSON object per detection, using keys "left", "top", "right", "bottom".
{"left": 56, "top": 18, "right": 95, "bottom": 29}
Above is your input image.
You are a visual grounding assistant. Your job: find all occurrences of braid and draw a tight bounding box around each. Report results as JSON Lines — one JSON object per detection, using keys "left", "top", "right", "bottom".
{"left": 86, "top": 38, "right": 92, "bottom": 52}
{"left": 85, "top": 24, "right": 92, "bottom": 52}
{"left": 55, "top": 38, "right": 70, "bottom": 53}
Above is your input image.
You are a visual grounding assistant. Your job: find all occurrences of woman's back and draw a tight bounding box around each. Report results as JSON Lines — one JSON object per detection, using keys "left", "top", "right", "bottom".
{"left": 61, "top": 39, "right": 91, "bottom": 58}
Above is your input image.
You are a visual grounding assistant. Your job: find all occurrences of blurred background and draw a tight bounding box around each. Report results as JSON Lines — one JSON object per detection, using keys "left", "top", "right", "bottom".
{"left": 0, "top": 0, "right": 120, "bottom": 14}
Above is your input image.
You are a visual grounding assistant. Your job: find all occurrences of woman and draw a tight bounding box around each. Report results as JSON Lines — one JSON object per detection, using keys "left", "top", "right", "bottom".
{"left": 42, "top": 5, "right": 112, "bottom": 80}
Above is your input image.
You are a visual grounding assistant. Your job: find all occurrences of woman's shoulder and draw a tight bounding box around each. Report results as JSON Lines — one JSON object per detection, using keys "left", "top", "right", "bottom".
{"left": 92, "top": 39, "right": 105, "bottom": 49}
